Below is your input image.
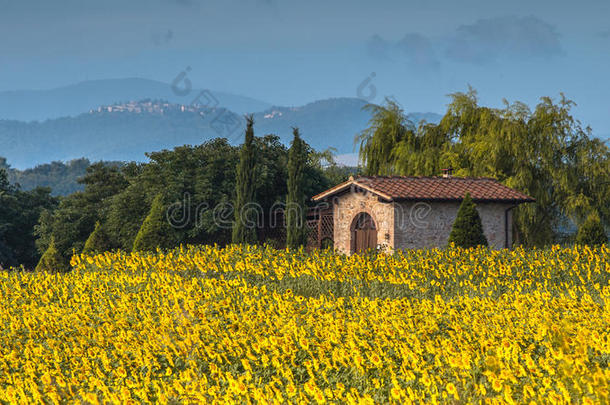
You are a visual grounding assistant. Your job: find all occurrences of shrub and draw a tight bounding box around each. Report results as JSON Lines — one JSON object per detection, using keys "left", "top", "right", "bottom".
{"left": 448, "top": 193, "right": 488, "bottom": 249}
{"left": 35, "top": 237, "right": 68, "bottom": 272}
{"left": 82, "top": 221, "right": 112, "bottom": 255}
{"left": 132, "top": 194, "right": 177, "bottom": 252}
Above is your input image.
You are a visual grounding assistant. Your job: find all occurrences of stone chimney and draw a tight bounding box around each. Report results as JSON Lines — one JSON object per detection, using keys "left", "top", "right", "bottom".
{"left": 442, "top": 167, "right": 453, "bottom": 178}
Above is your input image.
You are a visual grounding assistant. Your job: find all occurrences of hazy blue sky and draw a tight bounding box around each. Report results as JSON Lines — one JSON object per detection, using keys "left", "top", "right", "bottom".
{"left": 2, "top": 0, "right": 610, "bottom": 137}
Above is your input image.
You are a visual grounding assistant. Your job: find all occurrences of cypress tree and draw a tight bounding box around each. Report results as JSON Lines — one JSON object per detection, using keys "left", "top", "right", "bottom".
{"left": 132, "top": 193, "right": 176, "bottom": 252}
{"left": 232, "top": 115, "right": 257, "bottom": 244}
{"left": 82, "top": 221, "right": 112, "bottom": 255}
{"left": 35, "top": 237, "right": 68, "bottom": 272}
{"left": 448, "top": 193, "right": 488, "bottom": 249}
{"left": 286, "top": 127, "right": 307, "bottom": 249}
{"left": 575, "top": 212, "right": 608, "bottom": 246}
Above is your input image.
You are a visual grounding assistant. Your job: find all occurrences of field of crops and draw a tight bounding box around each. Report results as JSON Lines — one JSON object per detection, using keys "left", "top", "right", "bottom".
{"left": 0, "top": 245, "right": 609, "bottom": 404}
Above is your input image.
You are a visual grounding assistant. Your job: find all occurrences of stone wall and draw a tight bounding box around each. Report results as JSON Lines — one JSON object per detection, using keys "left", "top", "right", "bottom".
{"left": 330, "top": 189, "right": 516, "bottom": 253}
{"left": 332, "top": 189, "right": 394, "bottom": 254}
{"left": 393, "top": 201, "right": 514, "bottom": 250}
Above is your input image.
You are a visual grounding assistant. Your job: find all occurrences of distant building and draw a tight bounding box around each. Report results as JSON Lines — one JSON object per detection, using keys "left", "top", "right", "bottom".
{"left": 311, "top": 173, "right": 534, "bottom": 253}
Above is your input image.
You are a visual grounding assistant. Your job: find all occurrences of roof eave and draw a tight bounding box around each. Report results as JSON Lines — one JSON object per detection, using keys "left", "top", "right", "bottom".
{"left": 393, "top": 197, "right": 536, "bottom": 203}
{"left": 311, "top": 179, "right": 354, "bottom": 201}
{"left": 312, "top": 180, "right": 394, "bottom": 202}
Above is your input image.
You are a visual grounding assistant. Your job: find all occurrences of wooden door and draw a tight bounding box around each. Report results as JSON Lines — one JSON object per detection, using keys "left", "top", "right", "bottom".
{"left": 351, "top": 213, "right": 377, "bottom": 253}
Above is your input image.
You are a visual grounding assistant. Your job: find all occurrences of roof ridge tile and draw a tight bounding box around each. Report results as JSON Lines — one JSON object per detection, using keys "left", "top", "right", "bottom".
{"left": 313, "top": 175, "right": 535, "bottom": 202}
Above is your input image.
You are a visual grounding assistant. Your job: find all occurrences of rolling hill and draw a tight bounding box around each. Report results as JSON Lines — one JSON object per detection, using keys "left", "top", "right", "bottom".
{"left": 0, "top": 98, "right": 441, "bottom": 169}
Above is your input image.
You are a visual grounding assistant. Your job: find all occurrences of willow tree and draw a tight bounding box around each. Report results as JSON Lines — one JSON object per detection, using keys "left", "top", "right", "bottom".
{"left": 439, "top": 90, "right": 609, "bottom": 246}
{"left": 575, "top": 212, "right": 608, "bottom": 246}
{"left": 286, "top": 128, "right": 307, "bottom": 249}
{"left": 356, "top": 98, "right": 415, "bottom": 175}
{"left": 232, "top": 115, "right": 257, "bottom": 245}
{"left": 357, "top": 88, "right": 610, "bottom": 246}
{"left": 357, "top": 97, "right": 450, "bottom": 176}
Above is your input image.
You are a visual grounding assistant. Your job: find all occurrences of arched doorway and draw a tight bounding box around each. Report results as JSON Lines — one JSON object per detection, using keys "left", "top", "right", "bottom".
{"left": 350, "top": 212, "right": 377, "bottom": 253}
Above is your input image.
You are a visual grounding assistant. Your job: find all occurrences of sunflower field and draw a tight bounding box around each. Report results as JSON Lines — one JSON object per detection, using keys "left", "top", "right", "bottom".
{"left": 0, "top": 244, "right": 609, "bottom": 404}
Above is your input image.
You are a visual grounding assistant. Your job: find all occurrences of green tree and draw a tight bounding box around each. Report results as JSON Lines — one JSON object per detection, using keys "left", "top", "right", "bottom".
{"left": 286, "top": 128, "right": 308, "bottom": 249}
{"left": 356, "top": 98, "right": 415, "bottom": 175}
{"left": 575, "top": 212, "right": 608, "bottom": 246}
{"left": 448, "top": 193, "right": 488, "bottom": 249}
{"left": 4, "top": 158, "right": 95, "bottom": 196}
{"left": 356, "top": 98, "right": 449, "bottom": 177}
{"left": 102, "top": 140, "right": 242, "bottom": 251}
{"left": 105, "top": 181, "right": 149, "bottom": 251}
{"left": 0, "top": 164, "right": 9, "bottom": 191}
{"left": 9, "top": 187, "right": 57, "bottom": 268}
{"left": 82, "top": 221, "right": 112, "bottom": 254}
{"left": 133, "top": 139, "right": 239, "bottom": 248}
{"left": 0, "top": 165, "right": 57, "bottom": 269}
{"left": 440, "top": 90, "right": 609, "bottom": 246}
{"left": 132, "top": 193, "right": 177, "bottom": 252}
{"left": 232, "top": 115, "right": 257, "bottom": 244}
{"left": 252, "top": 135, "right": 288, "bottom": 216}
{"left": 35, "top": 237, "right": 68, "bottom": 272}
{"left": 0, "top": 167, "right": 16, "bottom": 266}
{"left": 0, "top": 128, "right": 345, "bottom": 267}
{"left": 35, "top": 163, "right": 128, "bottom": 261}
{"left": 357, "top": 89, "right": 610, "bottom": 246}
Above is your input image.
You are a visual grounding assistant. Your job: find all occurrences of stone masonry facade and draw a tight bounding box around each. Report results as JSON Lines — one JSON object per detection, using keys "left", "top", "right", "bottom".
{"left": 332, "top": 188, "right": 515, "bottom": 254}
{"left": 332, "top": 189, "right": 394, "bottom": 254}
{"left": 393, "top": 201, "right": 514, "bottom": 251}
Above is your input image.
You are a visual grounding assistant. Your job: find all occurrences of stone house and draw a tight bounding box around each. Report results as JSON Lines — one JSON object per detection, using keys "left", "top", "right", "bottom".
{"left": 311, "top": 174, "right": 534, "bottom": 254}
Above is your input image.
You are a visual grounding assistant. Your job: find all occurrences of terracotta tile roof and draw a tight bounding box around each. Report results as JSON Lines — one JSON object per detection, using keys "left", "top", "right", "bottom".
{"left": 312, "top": 176, "right": 535, "bottom": 203}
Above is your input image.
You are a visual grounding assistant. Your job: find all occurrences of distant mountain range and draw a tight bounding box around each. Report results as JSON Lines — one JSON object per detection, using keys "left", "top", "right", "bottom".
{"left": 0, "top": 79, "right": 442, "bottom": 169}
{"left": 1, "top": 78, "right": 608, "bottom": 170}
{"left": 0, "top": 78, "right": 273, "bottom": 122}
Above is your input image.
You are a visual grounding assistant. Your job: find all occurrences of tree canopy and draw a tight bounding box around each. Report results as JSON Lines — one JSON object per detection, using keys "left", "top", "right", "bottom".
{"left": 233, "top": 115, "right": 257, "bottom": 244}
{"left": 357, "top": 89, "right": 610, "bottom": 246}
{"left": 29, "top": 131, "right": 345, "bottom": 266}
{"left": 575, "top": 212, "right": 608, "bottom": 246}
{"left": 286, "top": 128, "right": 308, "bottom": 249}
{"left": 0, "top": 167, "right": 57, "bottom": 269}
